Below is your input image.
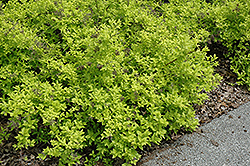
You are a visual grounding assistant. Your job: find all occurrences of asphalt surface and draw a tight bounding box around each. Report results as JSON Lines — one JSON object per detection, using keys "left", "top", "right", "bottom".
{"left": 139, "top": 101, "right": 250, "bottom": 166}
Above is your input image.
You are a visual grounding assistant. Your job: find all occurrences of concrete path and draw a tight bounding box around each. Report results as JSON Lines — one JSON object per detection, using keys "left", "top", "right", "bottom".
{"left": 139, "top": 102, "right": 250, "bottom": 166}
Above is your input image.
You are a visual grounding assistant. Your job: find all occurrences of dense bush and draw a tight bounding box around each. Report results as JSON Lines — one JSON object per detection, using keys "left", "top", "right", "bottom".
{"left": 200, "top": 0, "right": 250, "bottom": 88}
{"left": 0, "top": 0, "right": 248, "bottom": 165}
{"left": 158, "top": 0, "right": 250, "bottom": 89}
{"left": 155, "top": 0, "right": 250, "bottom": 88}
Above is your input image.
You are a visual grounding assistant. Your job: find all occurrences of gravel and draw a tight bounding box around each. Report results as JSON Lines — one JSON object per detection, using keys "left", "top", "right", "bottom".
{"left": 137, "top": 101, "right": 250, "bottom": 166}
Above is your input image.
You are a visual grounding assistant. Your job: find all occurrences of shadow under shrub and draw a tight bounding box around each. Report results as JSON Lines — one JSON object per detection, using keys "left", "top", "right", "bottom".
{"left": 0, "top": 0, "right": 222, "bottom": 165}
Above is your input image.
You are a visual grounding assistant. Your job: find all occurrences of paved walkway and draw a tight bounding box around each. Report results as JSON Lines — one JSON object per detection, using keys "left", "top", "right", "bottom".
{"left": 139, "top": 102, "right": 250, "bottom": 166}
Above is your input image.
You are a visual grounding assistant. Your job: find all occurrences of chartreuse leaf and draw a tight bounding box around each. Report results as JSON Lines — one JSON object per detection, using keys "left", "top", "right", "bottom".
{"left": 4, "top": 0, "right": 250, "bottom": 165}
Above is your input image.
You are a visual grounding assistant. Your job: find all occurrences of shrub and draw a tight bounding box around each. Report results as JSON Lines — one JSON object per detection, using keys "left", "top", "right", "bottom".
{"left": 196, "top": 0, "right": 250, "bottom": 89}
{"left": 155, "top": 0, "right": 250, "bottom": 89}
{"left": 0, "top": 0, "right": 222, "bottom": 165}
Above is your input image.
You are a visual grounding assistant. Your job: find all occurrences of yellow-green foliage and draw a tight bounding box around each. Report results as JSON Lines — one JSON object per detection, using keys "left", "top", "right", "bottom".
{"left": 195, "top": 0, "right": 250, "bottom": 88}
{"left": 155, "top": 0, "right": 250, "bottom": 89}
{"left": 1, "top": 0, "right": 248, "bottom": 165}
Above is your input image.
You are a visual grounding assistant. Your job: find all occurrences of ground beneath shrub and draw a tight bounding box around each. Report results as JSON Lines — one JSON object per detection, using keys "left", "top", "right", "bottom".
{"left": 0, "top": 41, "right": 250, "bottom": 166}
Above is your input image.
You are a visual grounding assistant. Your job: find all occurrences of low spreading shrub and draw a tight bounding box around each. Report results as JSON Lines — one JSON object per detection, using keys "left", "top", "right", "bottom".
{"left": 154, "top": 0, "right": 249, "bottom": 89}
{"left": 200, "top": 0, "right": 250, "bottom": 89}
{"left": 0, "top": 0, "right": 248, "bottom": 165}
